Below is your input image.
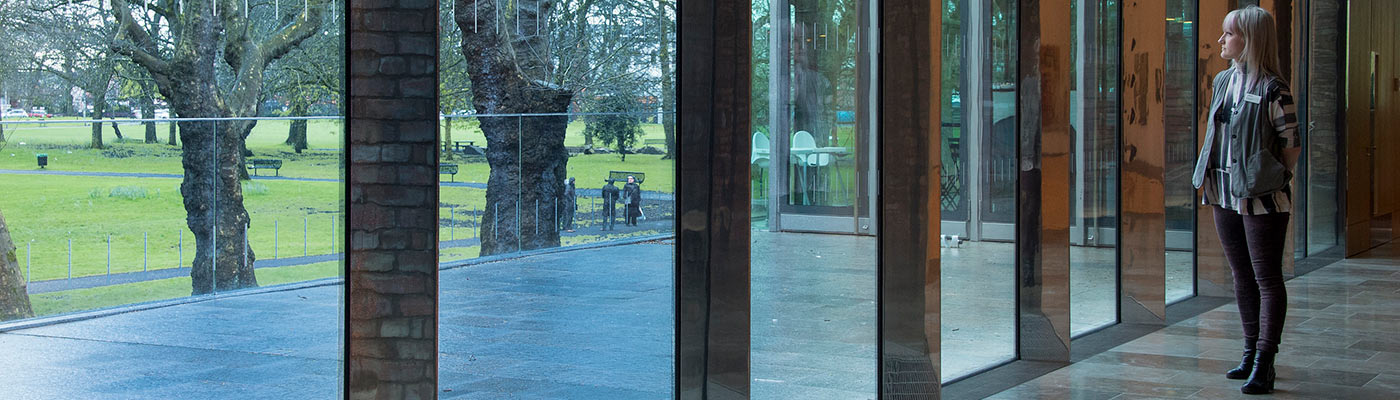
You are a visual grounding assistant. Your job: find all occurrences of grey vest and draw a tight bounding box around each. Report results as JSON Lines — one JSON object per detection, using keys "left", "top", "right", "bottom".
{"left": 1191, "top": 68, "right": 1291, "bottom": 198}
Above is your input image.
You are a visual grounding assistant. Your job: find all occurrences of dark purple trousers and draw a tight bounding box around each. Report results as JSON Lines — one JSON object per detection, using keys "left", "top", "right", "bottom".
{"left": 1213, "top": 206, "right": 1290, "bottom": 353}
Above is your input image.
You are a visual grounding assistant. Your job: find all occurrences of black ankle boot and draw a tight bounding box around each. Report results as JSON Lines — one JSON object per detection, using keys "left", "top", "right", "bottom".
{"left": 1225, "top": 349, "right": 1256, "bottom": 380}
{"left": 1241, "top": 350, "right": 1276, "bottom": 394}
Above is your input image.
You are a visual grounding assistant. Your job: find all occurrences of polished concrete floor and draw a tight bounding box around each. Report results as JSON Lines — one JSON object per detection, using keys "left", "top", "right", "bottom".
{"left": 0, "top": 231, "right": 1342, "bottom": 399}
{"left": 992, "top": 241, "right": 1400, "bottom": 399}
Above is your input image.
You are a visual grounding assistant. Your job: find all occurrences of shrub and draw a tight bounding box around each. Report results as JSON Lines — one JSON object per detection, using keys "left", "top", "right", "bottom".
{"left": 108, "top": 186, "right": 150, "bottom": 200}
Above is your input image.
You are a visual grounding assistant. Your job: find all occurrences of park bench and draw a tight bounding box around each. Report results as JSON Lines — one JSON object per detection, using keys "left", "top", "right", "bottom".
{"left": 608, "top": 170, "right": 645, "bottom": 184}
{"left": 248, "top": 158, "right": 283, "bottom": 176}
{"left": 440, "top": 163, "right": 459, "bottom": 182}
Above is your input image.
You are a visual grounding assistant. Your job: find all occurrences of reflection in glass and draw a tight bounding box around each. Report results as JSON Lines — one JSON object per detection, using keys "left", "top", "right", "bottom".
{"left": 1164, "top": 0, "right": 1197, "bottom": 304}
{"left": 0, "top": 1, "right": 346, "bottom": 396}
{"left": 940, "top": 0, "right": 1017, "bottom": 381}
{"left": 437, "top": 0, "right": 676, "bottom": 396}
{"left": 1069, "top": 0, "right": 1122, "bottom": 337}
{"left": 751, "top": 0, "right": 878, "bottom": 396}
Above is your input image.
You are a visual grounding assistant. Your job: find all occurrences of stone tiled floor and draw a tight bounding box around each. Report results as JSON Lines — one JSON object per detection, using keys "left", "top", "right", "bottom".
{"left": 992, "top": 241, "right": 1400, "bottom": 399}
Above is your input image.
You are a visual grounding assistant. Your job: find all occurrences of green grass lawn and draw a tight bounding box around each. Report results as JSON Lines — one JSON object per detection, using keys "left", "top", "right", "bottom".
{"left": 0, "top": 175, "right": 343, "bottom": 281}
{"left": 440, "top": 117, "right": 670, "bottom": 148}
{"left": 0, "top": 117, "right": 678, "bottom": 320}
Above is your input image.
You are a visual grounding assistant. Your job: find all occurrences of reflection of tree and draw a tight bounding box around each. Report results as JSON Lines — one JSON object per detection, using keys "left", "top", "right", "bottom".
{"left": 583, "top": 93, "right": 644, "bottom": 162}
{"left": 790, "top": 0, "right": 858, "bottom": 146}
{"left": 455, "top": 0, "right": 667, "bottom": 255}
{"left": 267, "top": 15, "right": 344, "bottom": 154}
{"left": 110, "top": 0, "right": 326, "bottom": 294}
{"left": 10, "top": 1, "right": 120, "bottom": 149}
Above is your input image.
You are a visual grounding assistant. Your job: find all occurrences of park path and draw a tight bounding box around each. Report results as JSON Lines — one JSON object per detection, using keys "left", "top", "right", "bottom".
{"left": 0, "top": 169, "right": 676, "bottom": 200}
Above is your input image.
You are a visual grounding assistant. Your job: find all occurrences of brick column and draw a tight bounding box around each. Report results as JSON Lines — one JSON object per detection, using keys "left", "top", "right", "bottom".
{"left": 346, "top": 1, "right": 440, "bottom": 399}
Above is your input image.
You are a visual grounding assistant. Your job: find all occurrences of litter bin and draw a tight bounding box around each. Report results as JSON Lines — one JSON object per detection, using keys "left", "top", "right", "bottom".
{"left": 37, "top": 153, "right": 48, "bottom": 168}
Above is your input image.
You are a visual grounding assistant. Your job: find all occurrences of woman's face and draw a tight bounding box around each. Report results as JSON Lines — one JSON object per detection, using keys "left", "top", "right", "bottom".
{"left": 1219, "top": 16, "right": 1244, "bottom": 60}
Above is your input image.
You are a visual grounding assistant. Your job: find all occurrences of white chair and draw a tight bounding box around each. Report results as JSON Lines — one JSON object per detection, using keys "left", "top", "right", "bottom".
{"left": 791, "top": 131, "right": 819, "bottom": 204}
{"left": 751, "top": 131, "right": 770, "bottom": 168}
{"left": 751, "top": 132, "right": 770, "bottom": 196}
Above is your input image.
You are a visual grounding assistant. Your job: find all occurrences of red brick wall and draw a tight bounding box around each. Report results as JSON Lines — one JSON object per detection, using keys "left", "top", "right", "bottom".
{"left": 347, "top": 0, "right": 440, "bottom": 398}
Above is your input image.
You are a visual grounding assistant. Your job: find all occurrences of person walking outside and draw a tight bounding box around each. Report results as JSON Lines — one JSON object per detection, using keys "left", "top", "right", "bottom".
{"left": 561, "top": 177, "right": 576, "bottom": 232}
{"left": 1190, "top": 5, "right": 1299, "bottom": 395}
{"left": 623, "top": 175, "right": 642, "bottom": 226}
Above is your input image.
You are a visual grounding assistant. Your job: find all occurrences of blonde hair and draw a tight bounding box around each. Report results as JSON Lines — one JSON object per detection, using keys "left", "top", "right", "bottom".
{"left": 1226, "top": 5, "right": 1286, "bottom": 89}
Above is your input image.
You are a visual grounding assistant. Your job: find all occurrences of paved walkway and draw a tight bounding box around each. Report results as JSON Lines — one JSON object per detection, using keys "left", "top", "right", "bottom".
{"left": 23, "top": 215, "right": 676, "bottom": 294}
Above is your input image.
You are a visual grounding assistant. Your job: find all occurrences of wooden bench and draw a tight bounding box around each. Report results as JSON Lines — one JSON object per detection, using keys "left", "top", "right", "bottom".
{"left": 248, "top": 158, "right": 283, "bottom": 176}
{"left": 440, "top": 163, "right": 459, "bottom": 182}
{"left": 608, "top": 170, "right": 645, "bottom": 184}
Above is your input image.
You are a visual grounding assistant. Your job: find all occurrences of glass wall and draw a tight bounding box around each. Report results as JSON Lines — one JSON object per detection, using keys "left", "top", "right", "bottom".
{"left": 0, "top": 1, "right": 344, "bottom": 397}
{"left": 940, "top": 0, "right": 1017, "bottom": 381}
{"left": 1068, "top": 0, "right": 1122, "bottom": 337}
{"left": 434, "top": 0, "right": 677, "bottom": 396}
{"left": 1164, "top": 0, "right": 1197, "bottom": 303}
{"left": 751, "top": 0, "right": 879, "bottom": 396}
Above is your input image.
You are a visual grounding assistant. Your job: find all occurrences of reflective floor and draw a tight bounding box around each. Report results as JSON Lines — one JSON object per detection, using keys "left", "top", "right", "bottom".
{"left": 992, "top": 241, "right": 1400, "bottom": 399}
{"left": 3, "top": 232, "right": 1342, "bottom": 398}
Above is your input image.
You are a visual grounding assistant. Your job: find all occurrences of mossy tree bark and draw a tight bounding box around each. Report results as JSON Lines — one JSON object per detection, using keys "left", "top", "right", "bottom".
{"left": 457, "top": 0, "right": 572, "bottom": 255}
{"left": 0, "top": 210, "right": 34, "bottom": 321}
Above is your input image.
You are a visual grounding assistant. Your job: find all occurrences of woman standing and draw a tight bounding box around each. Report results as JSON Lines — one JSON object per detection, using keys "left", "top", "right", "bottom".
{"left": 1190, "top": 5, "right": 1299, "bottom": 395}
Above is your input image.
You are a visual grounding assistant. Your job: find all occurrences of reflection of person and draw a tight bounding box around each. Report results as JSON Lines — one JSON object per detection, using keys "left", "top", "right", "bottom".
{"left": 623, "top": 175, "right": 642, "bottom": 226}
{"left": 560, "top": 177, "right": 576, "bottom": 232}
{"left": 601, "top": 179, "right": 620, "bottom": 231}
{"left": 1190, "top": 6, "right": 1298, "bottom": 395}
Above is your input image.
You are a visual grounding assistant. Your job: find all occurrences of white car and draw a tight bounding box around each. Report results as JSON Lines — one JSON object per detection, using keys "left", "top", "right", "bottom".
{"left": 2, "top": 109, "right": 27, "bottom": 118}
{"left": 154, "top": 109, "right": 171, "bottom": 119}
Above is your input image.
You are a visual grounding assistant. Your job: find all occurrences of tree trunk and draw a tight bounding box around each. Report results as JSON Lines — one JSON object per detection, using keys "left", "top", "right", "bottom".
{"left": 286, "top": 120, "right": 308, "bottom": 154}
{"left": 458, "top": 0, "right": 572, "bottom": 256}
{"left": 174, "top": 117, "right": 259, "bottom": 295}
{"left": 168, "top": 121, "right": 178, "bottom": 146}
{"left": 90, "top": 99, "right": 106, "bottom": 149}
{"left": 112, "top": 121, "right": 124, "bottom": 140}
{"left": 0, "top": 209, "right": 35, "bottom": 321}
{"left": 1, "top": 125, "right": 6, "bottom": 142}
{"left": 141, "top": 84, "right": 158, "bottom": 143}
{"left": 658, "top": 2, "right": 676, "bottom": 160}
{"left": 108, "top": 0, "right": 324, "bottom": 296}
{"left": 443, "top": 117, "right": 453, "bottom": 160}
{"left": 285, "top": 100, "right": 308, "bottom": 153}
{"left": 234, "top": 120, "right": 255, "bottom": 180}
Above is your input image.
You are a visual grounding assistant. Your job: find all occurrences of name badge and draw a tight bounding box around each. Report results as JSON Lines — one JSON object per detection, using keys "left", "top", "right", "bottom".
{"left": 1243, "top": 93, "right": 1262, "bottom": 104}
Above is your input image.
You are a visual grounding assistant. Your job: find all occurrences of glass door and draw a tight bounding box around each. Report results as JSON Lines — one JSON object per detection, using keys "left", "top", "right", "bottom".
{"left": 761, "top": 0, "right": 878, "bottom": 235}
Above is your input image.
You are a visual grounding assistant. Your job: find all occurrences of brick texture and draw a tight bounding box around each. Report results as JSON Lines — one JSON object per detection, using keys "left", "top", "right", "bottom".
{"left": 347, "top": 1, "right": 439, "bottom": 399}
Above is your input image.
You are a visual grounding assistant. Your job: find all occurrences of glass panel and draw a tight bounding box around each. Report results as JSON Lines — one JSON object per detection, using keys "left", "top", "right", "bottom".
{"left": 982, "top": 0, "right": 1018, "bottom": 228}
{"left": 1306, "top": 36, "right": 1341, "bottom": 255}
{"left": 437, "top": 0, "right": 676, "bottom": 396}
{"left": 751, "top": 0, "right": 878, "bottom": 396}
{"left": 760, "top": 0, "right": 874, "bottom": 236}
{"left": 0, "top": 2, "right": 345, "bottom": 397}
{"left": 941, "top": 0, "right": 1017, "bottom": 381}
{"left": 1164, "top": 0, "right": 1197, "bottom": 304}
{"left": 1069, "top": 0, "right": 1122, "bottom": 337}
